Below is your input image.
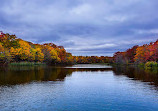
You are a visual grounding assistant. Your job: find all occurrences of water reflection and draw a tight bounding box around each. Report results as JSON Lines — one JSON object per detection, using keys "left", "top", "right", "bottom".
{"left": 0, "top": 65, "right": 158, "bottom": 111}
{"left": 0, "top": 65, "right": 158, "bottom": 88}
{"left": 0, "top": 66, "right": 113, "bottom": 86}
{"left": 0, "top": 66, "right": 66, "bottom": 85}
{"left": 113, "top": 66, "right": 158, "bottom": 88}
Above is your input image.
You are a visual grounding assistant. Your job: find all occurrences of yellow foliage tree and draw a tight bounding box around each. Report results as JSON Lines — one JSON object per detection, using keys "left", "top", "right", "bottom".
{"left": 35, "top": 48, "right": 44, "bottom": 62}
{"left": 43, "top": 46, "right": 61, "bottom": 63}
{"left": 0, "top": 43, "right": 5, "bottom": 60}
{"left": 49, "top": 47, "right": 61, "bottom": 63}
{"left": 18, "top": 40, "right": 31, "bottom": 60}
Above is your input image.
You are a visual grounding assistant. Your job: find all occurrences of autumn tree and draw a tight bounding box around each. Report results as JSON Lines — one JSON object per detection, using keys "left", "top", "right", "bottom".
{"left": 0, "top": 43, "right": 5, "bottom": 60}
{"left": 34, "top": 48, "right": 44, "bottom": 62}
{"left": 42, "top": 45, "right": 61, "bottom": 64}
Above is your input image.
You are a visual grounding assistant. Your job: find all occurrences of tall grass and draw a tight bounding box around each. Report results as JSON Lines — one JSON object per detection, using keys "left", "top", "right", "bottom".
{"left": 9, "top": 62, "right": 46, "bottom": 66}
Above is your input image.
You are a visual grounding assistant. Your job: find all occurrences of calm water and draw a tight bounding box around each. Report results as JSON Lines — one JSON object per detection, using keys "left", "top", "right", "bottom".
{"left": 0, "top": 64, "right": 158, "bottom": 111}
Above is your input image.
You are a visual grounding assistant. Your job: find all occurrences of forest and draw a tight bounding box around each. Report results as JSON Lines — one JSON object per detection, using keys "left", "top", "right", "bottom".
{"left": 0, "top": 31, "right": 111, "bottom": 65}
{"left": 0, "top": 31, "right": 158, "bottom": 66}
{"left": 113, "top": 40, "right": 158, "bottom": 64}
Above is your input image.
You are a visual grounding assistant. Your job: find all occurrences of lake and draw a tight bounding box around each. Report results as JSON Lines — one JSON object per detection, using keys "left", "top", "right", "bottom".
{"left": 0, "top": 64, "right": 158, "bottom": 111}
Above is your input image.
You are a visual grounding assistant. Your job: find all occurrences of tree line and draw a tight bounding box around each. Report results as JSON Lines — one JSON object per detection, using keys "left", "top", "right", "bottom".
{"left": 0, "top": 32, "right": 74, "bottom": 65}
{"left": 0, "top": 31, "right": 157, "bottom": 65}
{"left": 113, "top": 40, "right": 158, "bottom": 64}
{"left": 0, "top": 32, "right": 112, "bottom": 65}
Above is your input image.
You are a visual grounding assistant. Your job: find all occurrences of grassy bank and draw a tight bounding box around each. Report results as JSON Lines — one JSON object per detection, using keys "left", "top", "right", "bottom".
{"left": 111, "top": 61, "right": 158, "bottom": 68}
{"left": 9, "top": 62, "right": 46, "bottom": 66}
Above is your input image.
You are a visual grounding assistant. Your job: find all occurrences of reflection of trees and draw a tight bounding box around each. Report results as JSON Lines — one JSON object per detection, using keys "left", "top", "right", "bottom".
{"left": 1, "top": 65, "right": 157, "bottom": 88}
{"left": 113, "top": 66, "right": 158, "bottom": 87}
{"left": 0, "top": 66, "right": 113, "bottom": 85}
{"left": 0, "top": 66, "right": 71, "bottom": 85}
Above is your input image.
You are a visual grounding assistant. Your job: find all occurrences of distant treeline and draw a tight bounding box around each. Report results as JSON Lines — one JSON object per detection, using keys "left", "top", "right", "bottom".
{"left": 0, "top": 31, "right": 157, "bottom": 65}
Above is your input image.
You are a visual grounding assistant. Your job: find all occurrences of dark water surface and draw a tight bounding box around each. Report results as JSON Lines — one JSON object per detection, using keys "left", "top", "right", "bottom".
{"left": 0, "top": 64, "right": 158, "bottom": 111}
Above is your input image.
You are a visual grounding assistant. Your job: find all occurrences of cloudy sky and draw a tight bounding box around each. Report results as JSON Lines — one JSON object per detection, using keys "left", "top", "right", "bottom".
{"left": 0, "top": 0, "right": 158, "bottom": 56}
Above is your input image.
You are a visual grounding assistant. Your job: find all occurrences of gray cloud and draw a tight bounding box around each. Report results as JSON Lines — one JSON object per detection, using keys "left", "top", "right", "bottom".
{"left": 0, "top": 0, "right": 158, "bottom": 56}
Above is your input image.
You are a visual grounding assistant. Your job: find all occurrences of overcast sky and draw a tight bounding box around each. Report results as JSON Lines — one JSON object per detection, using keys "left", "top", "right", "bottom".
{"left": 0, "top": 0, "right": 158, "bottom": 56}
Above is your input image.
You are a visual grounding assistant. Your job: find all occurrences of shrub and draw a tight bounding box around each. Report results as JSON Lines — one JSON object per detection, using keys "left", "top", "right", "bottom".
{"left": 145, "top": 61, "right": 158, "bottom": 69}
